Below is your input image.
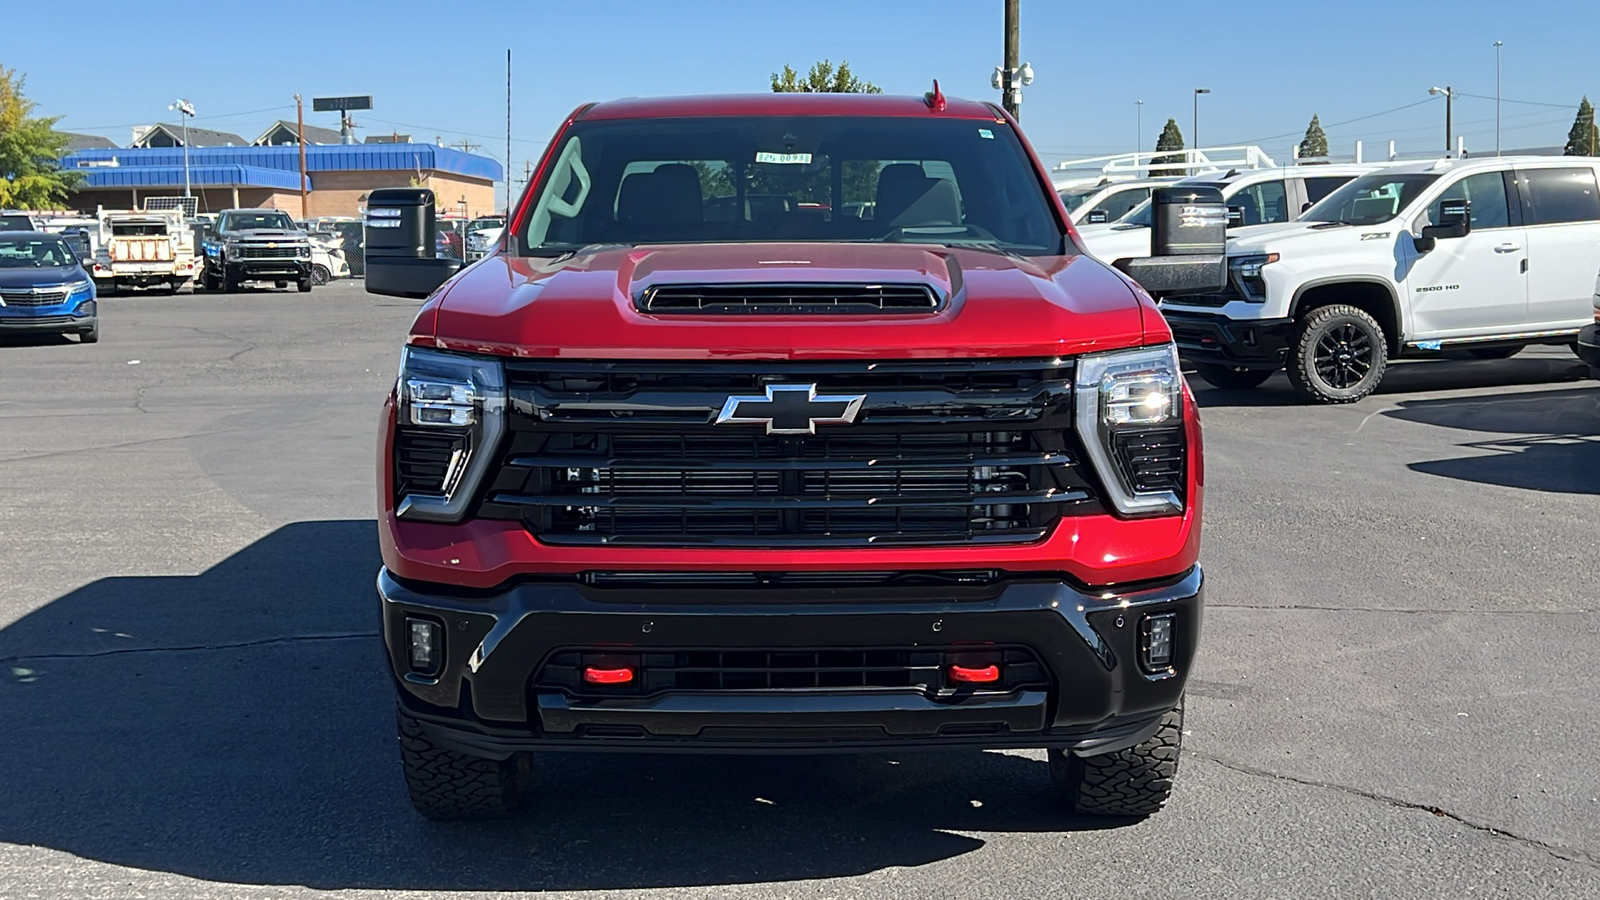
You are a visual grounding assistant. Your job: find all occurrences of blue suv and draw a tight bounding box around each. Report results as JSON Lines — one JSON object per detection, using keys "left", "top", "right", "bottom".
{"left": 0, "top": 231, "right": 99, "bottom": 343}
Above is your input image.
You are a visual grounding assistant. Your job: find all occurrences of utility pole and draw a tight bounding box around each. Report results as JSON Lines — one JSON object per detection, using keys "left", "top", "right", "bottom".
{"left": 1002, "top": 0, "right": 1019, "bottom": 119}
{"left": 295, "top": 94, "right": 308, "bottom": 218}
{"left": 1430, "top": 86, "right": 1453, "bottom": 154}
{"left": 1193, "top": 88, "right": 1210, "bottom": 151}
{"left": 506, "top": 49, "right": 513, "bottom": 215}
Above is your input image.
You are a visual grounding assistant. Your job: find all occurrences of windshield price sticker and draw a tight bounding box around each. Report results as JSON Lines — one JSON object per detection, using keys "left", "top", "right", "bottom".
{"left": 755, "top": 152, "right": 812, "bottom": 165}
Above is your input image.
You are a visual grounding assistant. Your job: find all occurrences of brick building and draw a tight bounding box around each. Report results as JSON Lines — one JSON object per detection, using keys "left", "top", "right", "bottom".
{"left": 60, "top": 143, "right": 503, "bottom": 218}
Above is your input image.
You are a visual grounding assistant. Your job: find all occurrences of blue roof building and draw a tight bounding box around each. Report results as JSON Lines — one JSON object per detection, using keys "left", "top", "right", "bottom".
{"left": 63, "top": 143, "right": 505, "bottom": 218}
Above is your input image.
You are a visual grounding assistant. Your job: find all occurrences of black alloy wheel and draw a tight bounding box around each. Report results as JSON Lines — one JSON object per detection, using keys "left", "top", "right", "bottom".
{"left": 1286, "top": 304, "right": 1389, "bottom": 404}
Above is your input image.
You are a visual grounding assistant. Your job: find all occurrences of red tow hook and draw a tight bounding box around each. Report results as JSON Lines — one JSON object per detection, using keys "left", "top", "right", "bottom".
{"left": 582, "top": 666, "right": 636, "bottom": 685}
{"left": 948, "top": 664, "right": 1001, "bottom": 684}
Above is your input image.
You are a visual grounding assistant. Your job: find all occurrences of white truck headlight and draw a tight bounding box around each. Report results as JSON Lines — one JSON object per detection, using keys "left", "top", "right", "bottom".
{"left": 1228, "top": 253, "right": 1278, "bottom": 302}
{"left": 1075, "top": 344, "right": 1187, "bottom": 516}
{"left": 394, "top": 346, "right": 507, "bottom": 522}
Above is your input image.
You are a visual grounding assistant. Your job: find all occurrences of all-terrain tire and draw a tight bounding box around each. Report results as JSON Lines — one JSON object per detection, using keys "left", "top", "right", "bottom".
{"left": 397, "top": 709, "right": 531, "bottom": 820}
{"left": 1049, "top": 703, "right": 1182, "bottom": 817}
{"left": 1193, "top": 363, "right": 1275, "bottom": 390}
{"left": 202, "top": 269, "right": 220, "bottom": 292}
{"left": 1467, "top": 345, "right": 1522, "bottom": 360}
{"left": 1286, "top": 304, "right": 1388, "bottom": 404}
{"left": 223, "top": 269, "right": 240, "bottom": 294}
{"left": 298, "top": 277, "right": 314, "bottom": 293}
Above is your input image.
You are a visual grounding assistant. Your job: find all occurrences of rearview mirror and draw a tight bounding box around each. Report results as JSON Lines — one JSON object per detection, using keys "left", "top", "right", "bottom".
{"left": 1414, "top": 199, "right": 1470, "bottom": 253}
{"left": 1115, "top": 186, "right": 1229, "bottom": 296}
{"left": 364, "top": 187, "right": 462, "bottom": 299}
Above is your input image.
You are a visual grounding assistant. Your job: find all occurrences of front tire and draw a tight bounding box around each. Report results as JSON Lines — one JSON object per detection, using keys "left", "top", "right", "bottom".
{"left": 223, "top": 268, "right": 240, "bottom": 294}
{"left": 311, "top": 264, "right": 331, "bottom": 286}
{"left": 1286, "top": 304, "right": 1388, "bottom": 404}
{"left": 397, "top": 710, "right": 532, "bottom": 820}
{"left": 1193, "top": 363, "right": 1275, "bottom": 390}
{"left": 79, "top": 318, "right": 100, "bottom": 344}
{"left": 1049, "top": 703, "right": 1183, "bottom": 818}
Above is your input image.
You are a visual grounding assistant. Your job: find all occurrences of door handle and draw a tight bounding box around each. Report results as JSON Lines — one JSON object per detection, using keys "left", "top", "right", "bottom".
{"left": 1494, "top": 243, "right": 1521, "bottom": 253}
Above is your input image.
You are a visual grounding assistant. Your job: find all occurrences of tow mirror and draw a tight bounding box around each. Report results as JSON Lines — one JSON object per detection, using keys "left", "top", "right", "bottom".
{"left": 1086, "top": 209, "right": 1111, "bottom": 224}
{"left": 364, "top": 187, "right": 462, "bottom": 299}
{"left": 1114, "top": 186, "right": 1229, "bottom": 297}
{"left": 1225, "top": 206, "right": 1245, "bottom": 227}
{"left": 1415, "top": 199, "right": 1470, "bottom": 253}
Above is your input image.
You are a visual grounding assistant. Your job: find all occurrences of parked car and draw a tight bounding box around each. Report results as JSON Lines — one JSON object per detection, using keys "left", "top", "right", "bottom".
{"left": 1077, "top": 164, "right": 1382, "bottom": 264}
{"left": 1163, "top": 157, "right": 1600, "bottom": 401}
{"left": 362, "top": 91, "right": 1217, "bottom": 822}
{"left": 200, "top": 209, "right": 314, "bottom": 292}
{"left": 0, "top": 231, "right": 99, "bottom": 343}
{"left": 1057, "top": 177, "right": 1182, "bottom": 226}
{"left": 89, "top": 208, "right": 200, "bottom": 294}
{"left": 464, "top": 216, "right": 506, "bottom": 261}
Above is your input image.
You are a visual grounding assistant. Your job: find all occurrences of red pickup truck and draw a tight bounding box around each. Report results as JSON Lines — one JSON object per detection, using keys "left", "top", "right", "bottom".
{"left": 364, "top": 91, "right": 1212, "bottom": 821}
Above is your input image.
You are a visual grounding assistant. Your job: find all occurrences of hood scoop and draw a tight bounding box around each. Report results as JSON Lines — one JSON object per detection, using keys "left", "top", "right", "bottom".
{"left": 637, "top": 282, "right": 943, "bottom": 315}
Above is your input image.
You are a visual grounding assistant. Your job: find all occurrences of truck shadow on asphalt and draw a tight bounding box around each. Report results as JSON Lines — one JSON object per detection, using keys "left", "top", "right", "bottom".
{"left": 1190, "top": 354, "right": 1592, "bottom": 408}
{"left": 1384, "top": 386, "right": 1600, "bottom": 494}
{"left": 0, "top": 521, "right": 1130, "bottom": 891}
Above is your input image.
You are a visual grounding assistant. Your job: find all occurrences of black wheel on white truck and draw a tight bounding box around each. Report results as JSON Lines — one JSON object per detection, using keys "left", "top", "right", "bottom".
{"left": 1286, "top": 304, "right": 1389, "bottom": 404}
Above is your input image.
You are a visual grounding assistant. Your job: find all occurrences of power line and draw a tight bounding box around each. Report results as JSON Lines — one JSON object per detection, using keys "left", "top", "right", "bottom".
{"left": 65, "top": 105, "right": 296, "bottom": 131}
{"left": 1453, "top": 91, "right": 1572, "bottom": 109}
{"left": 1232, "top": 96, "right": 1441, "bottom": 146}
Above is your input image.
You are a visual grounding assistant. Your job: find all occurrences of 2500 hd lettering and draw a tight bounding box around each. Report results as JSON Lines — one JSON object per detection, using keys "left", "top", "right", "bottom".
{"left": 364, "top": 91, "right": 1217, "bottom": 821}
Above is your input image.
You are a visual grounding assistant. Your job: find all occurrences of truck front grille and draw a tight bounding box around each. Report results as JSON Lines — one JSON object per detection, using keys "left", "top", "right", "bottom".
{"left": 472, "top": 359, "right": 1098, "bottom": 547}
{"left": 232, "top": 245, "right": 302, "bottom": 259}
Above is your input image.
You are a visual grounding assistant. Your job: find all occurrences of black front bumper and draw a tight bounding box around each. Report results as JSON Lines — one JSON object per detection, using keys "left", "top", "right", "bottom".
{"left": 225, "top": 259, "right": 310, "bottom": 280}
{"left": 1577, "top": 323, "right": 1600, "bottom": 370}
{"left": 379, "top": 566, "right": 1203, "bottom": 758}
{"left": 1162, "top": 310, "right": 1293, "bottom": 369}
{"left": 0, "top": 312, "right": 94, "bottom": 333}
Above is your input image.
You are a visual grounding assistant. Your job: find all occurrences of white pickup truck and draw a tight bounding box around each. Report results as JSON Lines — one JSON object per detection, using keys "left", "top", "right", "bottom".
{"left": 89, "top": 208, "right": 199, "bottom": 294}
{"left": 1160, "top": 156, "right": 1600, "bottom": 402}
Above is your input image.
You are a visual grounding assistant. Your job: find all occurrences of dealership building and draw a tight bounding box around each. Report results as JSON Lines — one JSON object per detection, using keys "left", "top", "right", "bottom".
{"left": 59, "top": 141, "right": 503, "bottom": 219}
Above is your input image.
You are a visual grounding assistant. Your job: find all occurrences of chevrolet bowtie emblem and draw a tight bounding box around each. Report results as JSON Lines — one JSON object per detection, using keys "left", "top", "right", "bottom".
{"left": 715, "top": 384, "right": 865, "bottom": 434}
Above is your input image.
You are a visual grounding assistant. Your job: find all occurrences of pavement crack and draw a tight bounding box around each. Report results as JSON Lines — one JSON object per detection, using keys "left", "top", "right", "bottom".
{"left": 1193, "top": 751, "right": 1600, "bottom": 869}
{"left": 0, "top": 631, "right": 377, "bottom": 665}
{"left": 0, "top": 430, "right": 241, "bottom": 464}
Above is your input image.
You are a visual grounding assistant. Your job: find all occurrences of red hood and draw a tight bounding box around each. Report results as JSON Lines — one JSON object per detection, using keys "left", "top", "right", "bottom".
{"left": 419, "top": 243, "right": 1158, "bottom": 360}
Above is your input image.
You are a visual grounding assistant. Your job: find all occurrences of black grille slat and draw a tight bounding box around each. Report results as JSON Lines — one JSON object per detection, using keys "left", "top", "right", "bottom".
{"left": 0, "top": 290, "right": 69, "bottom": 308}
{"left": 395, "top": 429, "right": 468, "bottom": 497}
{"left": 641, "top": 282, "right": 941, "bottom": 315}
{"left": 1111, "top": 426, "right": 1187, "bottom": 496}
{"left": 536, "top": 646, "right": 1049, "bottom": 699}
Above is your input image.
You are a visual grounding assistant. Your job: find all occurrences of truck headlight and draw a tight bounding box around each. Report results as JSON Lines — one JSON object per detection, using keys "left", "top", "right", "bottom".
{"left": 394, "top": 346, "right": 507, "bottom": 522}
{"left": 1228, "top": 253, "right": 1278, "bottom": 302}
{"left": 1075, "top": 344, "right": 1187, "bottom": 516}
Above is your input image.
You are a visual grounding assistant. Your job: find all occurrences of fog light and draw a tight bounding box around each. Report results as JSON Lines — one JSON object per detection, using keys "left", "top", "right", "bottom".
{"left": 1142, "top": 614, "right": 1175, "bottom": 669}
{"left": 407, "top": 618, "right": 440, "bottom": 674}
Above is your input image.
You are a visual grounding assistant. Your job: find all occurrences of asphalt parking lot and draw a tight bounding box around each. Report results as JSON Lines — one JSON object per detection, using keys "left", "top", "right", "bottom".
{"left": 2, "top": 279, "right": 1598, "bottom": 899}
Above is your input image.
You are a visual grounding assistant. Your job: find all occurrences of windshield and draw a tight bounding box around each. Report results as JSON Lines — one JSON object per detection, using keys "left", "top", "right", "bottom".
{"left": 1056, "top": 188, "right": 1099, "bottom": 213}
{"left": 1302, "top": 173, "right": 1440, "bottom": 225}
{"left": 0, "top": 236, "right": 76, "bottom": 268}
{"left": 0, "top": 215, "right": 35, "bottom": 231}
{"left": 518, "top": 116, "right": 1064, "bottom": 255}
{"left": 221, "top": 212, "right": 296, "bottom": 231}
{"left": 467, "top": 217, "right": 505, "bottom": 234}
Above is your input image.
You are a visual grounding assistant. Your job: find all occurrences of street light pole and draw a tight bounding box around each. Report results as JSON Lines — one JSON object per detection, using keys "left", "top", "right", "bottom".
{"left": 1494, "top": 42, "right": 1503, "bottom": 156}
{"left": 168, "top": 99, "right": 195, "bottom": 201}
{"left": 1136, "top": 99, "right": 1144, "bottom": 158}
{"left": 1193, "top": 88, "right": 1210, "bottom": 152}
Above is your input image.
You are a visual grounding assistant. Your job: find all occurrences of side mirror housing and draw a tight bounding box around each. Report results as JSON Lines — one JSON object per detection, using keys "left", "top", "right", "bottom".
{"left": 364, "top": 187, "right": 461, "bottom": 299}
{"left": 1414, "top": 199, "right": 1470, "bottom": 253}
{"left": 1085, "top": 209, "right": 1111, "bottom": 224}
{"left": 1225, "top": 206, "right": 1245, "bottom": 228}
{"left": 1114, "top": 186, "right": 1229, "bottom": 297}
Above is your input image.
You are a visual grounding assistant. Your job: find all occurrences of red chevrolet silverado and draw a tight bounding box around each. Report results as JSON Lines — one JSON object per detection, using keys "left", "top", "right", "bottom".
{"left": 363, "top": 91, "right": 1212, "bottom": 821}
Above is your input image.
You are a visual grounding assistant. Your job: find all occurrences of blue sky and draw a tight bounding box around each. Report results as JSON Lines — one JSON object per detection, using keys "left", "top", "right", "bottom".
{"left": 10, "top": 0, "right": 1591, "bottom": 185}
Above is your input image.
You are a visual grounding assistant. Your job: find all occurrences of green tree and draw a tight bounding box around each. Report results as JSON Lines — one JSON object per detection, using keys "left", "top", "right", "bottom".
{"left": 770, "top": 59, "right": 882, "bottom": 94}
{"left": 1298, "top": 114, "right": 1329, "bottom": 163}
{"left": 1150, "top": 118, "right": 1186, "bottom": 176}
{"left": 0, "top": 65, "right": 81, "bottom": 209}
{"left": 1564, "top": 96, "right": 1598, "bottom": 156}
